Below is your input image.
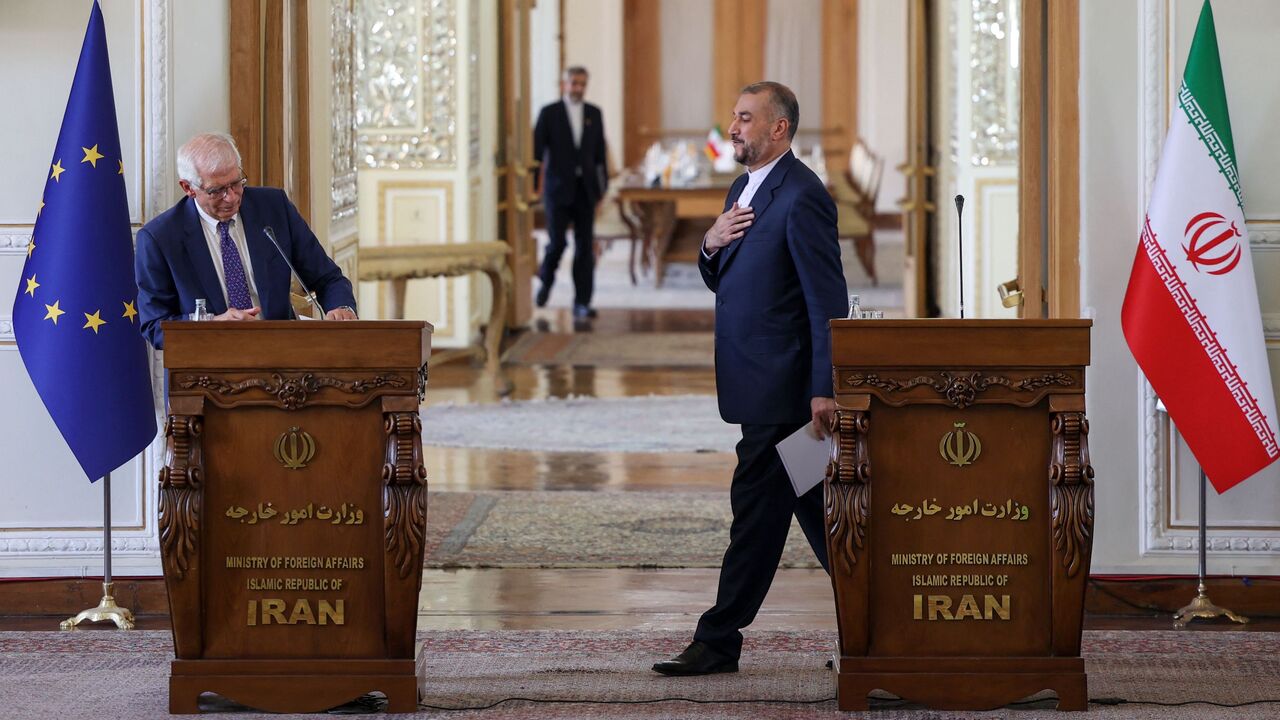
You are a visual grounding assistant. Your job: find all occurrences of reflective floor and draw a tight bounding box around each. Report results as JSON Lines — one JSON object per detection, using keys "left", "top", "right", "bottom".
{"left": 421, "top": 306, "right": 805, "bottom": 632}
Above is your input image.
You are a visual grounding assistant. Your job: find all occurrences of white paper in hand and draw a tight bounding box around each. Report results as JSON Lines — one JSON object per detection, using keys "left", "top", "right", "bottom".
{"left": 776, "top": 424, "right": 835, "bottom": 497}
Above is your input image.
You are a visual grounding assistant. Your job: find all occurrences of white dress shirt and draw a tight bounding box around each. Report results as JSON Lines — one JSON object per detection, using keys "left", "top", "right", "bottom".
{"left": 564, "top": 97, "right": 584, "bottom": 148}
{"left": 194, "top": 203, "right": 262, "bottom": 309}
{"left": 704, "top": 151, "right": 787, "bottom": 259}
{"left": 735, "top": 152, "right": 785, "bottom": 209}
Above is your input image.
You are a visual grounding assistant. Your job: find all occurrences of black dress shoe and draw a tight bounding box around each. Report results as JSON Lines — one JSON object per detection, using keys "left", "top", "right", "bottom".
{"left": 535, "top": 283, "right": 550, "bottom": 308}
{"left": 572, "top": 304, "right": 597, "bottom": 319}
{"left": 652, "top": 641, "right": 738, "bottom": 676}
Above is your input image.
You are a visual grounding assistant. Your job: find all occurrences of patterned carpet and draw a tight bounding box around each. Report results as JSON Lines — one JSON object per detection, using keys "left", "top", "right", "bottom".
{"left": 1, "top": 629, "right": 1277, "bottom": 718}
{"left": 424, "top": 490, "right": 822, "bottom": 568}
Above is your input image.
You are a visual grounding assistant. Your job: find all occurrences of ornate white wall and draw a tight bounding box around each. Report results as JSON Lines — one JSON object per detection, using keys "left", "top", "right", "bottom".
{"left": 354, "top": 0, "right": 496, "bottom": 346}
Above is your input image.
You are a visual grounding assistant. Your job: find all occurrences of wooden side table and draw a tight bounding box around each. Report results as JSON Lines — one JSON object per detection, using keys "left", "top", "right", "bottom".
{"left": 358, "top": 241, "right": 513, "bottom": 395}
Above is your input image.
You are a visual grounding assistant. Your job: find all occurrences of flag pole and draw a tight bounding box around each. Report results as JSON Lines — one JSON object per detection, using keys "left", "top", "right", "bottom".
{"left": 1172, "top": 466, "right": 1249, "bottom": 628}
{"left": 61, "top": 471, "right": 135, "bottom": 630}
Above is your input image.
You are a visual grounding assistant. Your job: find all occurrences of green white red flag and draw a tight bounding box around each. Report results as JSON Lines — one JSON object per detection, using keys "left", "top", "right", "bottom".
{"left": 1122, "top": 0, "right": 1278, "bottom": 493}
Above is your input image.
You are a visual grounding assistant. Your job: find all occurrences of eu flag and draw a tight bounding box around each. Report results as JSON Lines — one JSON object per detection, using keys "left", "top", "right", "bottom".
{"left": 12, "top": 1, "right": 157, "bottom": 482}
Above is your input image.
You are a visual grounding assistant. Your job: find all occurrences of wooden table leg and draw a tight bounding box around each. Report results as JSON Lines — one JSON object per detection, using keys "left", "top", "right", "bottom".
{"left": 634, "top": 201, "right": 656, "bottom": 280}
{"left": 650, "top": 202, "right": 677, "bottom": 288}
{"left": 482, "top": 263, "right": 514, "bottom": 397}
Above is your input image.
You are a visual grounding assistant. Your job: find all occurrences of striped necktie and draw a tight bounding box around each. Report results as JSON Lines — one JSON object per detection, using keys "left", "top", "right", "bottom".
{"left": 217, "top": 220, "right": 253, "bottom": 309}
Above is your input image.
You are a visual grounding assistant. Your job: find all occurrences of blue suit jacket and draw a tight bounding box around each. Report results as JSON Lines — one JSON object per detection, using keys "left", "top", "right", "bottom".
{"left": 699, "top": 151, "right": 848, "bottom": 426}
{"left": 534, "top": 100, "right": 608, "bottom": 207}
{"left": 134, "top": 187, "right": 357, "bottom": 349}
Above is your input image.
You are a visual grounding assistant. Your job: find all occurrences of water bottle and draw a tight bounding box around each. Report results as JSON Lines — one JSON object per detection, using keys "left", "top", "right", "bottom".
{"left": 191, "top": 298, "right": 209, "bottom": 321}
{"left": 846, "top": 293, "right": 862, "bottom": 320}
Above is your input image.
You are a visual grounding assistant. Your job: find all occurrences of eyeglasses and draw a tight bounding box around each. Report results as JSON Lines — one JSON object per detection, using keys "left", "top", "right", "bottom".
{"left": 197, "top": 177, "right": 248, "bottom": 200}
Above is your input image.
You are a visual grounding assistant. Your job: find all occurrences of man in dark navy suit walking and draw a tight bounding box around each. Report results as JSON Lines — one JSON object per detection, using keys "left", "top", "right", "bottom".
{"left": 653, "top": 82, "right": 848, "bottom": 676}
{"left": 533, "top": 66, "right": 608, "bottom": 319}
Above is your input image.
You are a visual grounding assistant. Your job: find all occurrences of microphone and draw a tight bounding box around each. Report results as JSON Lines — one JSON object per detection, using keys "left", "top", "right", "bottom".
{"left": 955, "top": 194, "right": 965, "bottom": 320}
{"left": 263, "top": 226, "right": 327, "bottom": 318}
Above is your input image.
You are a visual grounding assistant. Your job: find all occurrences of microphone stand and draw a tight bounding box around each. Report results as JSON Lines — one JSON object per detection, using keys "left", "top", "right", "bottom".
{"left": 263, "top": 226, "right": 326, "bottom": 318}
{"left": 955, "top": 195, "right": 966, "bottom": 319}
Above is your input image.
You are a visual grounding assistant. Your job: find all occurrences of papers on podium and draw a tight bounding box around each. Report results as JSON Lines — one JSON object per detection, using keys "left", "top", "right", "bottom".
{"left": 776, "top": 423, "right": 834, "bottom": 497}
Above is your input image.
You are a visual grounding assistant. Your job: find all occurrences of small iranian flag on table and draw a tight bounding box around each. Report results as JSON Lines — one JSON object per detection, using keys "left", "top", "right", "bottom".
{"left": 1122, "top": 0, "right": 1279, "bottom": 493}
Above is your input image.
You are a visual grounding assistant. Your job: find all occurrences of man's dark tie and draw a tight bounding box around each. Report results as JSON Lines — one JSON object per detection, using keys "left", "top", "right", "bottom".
{"left": 217, "top": 220, "right": 253, "bottom": 309}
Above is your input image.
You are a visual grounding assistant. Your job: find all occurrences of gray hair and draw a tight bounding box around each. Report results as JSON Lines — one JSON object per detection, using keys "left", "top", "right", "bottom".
{"left": 740, "top": 81, "right": 799, "bottom": 140}
{"left": 176, "top": 132, "right": 242, "bottom": 186}
{"left": 562, "top": 65, "right": 589, "bottom": 81}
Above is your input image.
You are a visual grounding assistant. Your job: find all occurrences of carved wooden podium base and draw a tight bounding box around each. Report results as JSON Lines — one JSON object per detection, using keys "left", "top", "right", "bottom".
{"left": 834, "top": 657, "right": 1086, "bottom": 711}
{"left": 826, "top": 320, "right": 1093, "bottom": 712}
{"left": 169, "top": 660, "right": 418, "bottom": 714}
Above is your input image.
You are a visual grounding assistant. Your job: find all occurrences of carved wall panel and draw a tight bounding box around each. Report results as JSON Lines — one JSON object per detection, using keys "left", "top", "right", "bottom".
{"left": 967, "top": 0, "right": 1019, "bottom": 167}
{"left": 331, "top": 0, "right": 359, "bottom": 221}
{"left": 356, "top": 0, "right": 458, "bottom": 169}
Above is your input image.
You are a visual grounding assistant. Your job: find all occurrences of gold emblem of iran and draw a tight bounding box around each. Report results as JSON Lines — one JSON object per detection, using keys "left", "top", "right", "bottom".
{"left": 273, "top": 426, "right": 316, "bottom": 470}
{"left": 939, "top": 422, "right": 981, "bottom": 467}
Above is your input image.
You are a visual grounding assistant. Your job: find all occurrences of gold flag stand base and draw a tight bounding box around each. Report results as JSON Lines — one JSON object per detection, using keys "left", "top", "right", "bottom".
{"left": 1172, "top": 583, "right": 1249, "bottom": 628}
{"left": 60, "top": 582, "right": 135, "bottom": 631}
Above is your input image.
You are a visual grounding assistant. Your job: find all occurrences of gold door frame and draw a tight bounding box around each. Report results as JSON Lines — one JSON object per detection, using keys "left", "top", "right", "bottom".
{"left": 902, "top": 0, "right": 1080, "bottom": 319}
{"left": 901, "top": 0, "right": 936, "bottom": 318}
{"left": 497, "top": 0, "right": 538, "bottom": 327}
{"left": 1019, "top": 0, "right": 1081, "bottom": 319}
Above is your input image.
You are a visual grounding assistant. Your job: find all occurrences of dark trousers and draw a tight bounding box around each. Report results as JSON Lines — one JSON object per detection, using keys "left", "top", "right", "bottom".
{"left": 694, "top": 422, "right": 831, "bottom": 659}
{"left": 538, "top": 178, "right": 596, "bottom": 307}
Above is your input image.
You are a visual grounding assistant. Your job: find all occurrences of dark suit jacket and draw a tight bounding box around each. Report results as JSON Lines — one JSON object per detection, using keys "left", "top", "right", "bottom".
{"left": 534, "top": 99, "right": 608, "bottom": 207}
{"left": 699, "top": 151, "right": 848, "bottom": 426}
{"left": 134, "top": 187, "right": 357, "bottom": 349}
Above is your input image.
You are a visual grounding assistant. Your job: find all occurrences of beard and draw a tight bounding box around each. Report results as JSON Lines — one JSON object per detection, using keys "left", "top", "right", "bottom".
{"left": 733, "top": 138, "right": 759, "bottom": 166}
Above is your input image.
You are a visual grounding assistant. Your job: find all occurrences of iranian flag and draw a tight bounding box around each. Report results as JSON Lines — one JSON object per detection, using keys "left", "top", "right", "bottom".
{"left": 1122, "top": 0, "right": 1279, "bottom": 493}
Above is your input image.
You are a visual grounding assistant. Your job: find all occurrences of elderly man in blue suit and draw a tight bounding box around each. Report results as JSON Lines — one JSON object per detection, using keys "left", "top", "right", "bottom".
{"left": 653, "top": 82, "right": 848, "bottom": 676}
{"left": 135, "top": 132, "right": 357, "bottom": 349}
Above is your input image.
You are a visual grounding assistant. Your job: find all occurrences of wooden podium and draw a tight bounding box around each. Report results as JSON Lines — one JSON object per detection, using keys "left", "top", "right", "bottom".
{"left": 825, "top": 319, "right": 1093, "bottom": 711}
{"left": 159, "top": 321, "right": 431, "bottom": 714}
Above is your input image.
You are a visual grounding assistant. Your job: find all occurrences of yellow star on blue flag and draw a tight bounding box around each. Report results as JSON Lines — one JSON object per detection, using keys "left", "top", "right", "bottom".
{"left": 11, "top": 1, "right": 156, "bottom": 482}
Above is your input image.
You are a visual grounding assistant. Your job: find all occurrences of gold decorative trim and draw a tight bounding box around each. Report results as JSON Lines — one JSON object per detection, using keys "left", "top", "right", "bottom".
{"left": 939, "top": 422, "right": 983, "bottom": 467}
{"left": 273, "top": 426, "right": 317, "bottom": 470}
